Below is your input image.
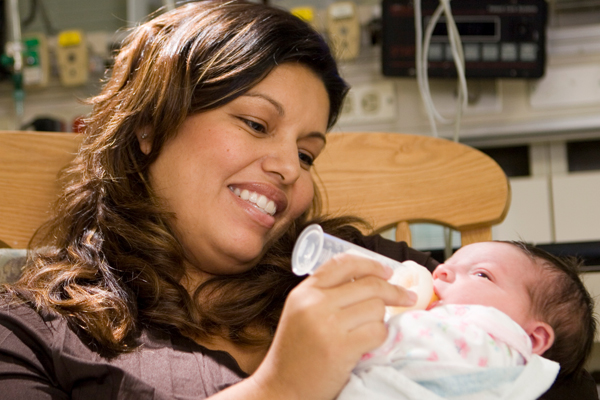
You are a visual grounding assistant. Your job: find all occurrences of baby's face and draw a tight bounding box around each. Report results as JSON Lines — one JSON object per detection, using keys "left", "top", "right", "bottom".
{"left": 432, "top": 242, "right": 539, "bottom": 328}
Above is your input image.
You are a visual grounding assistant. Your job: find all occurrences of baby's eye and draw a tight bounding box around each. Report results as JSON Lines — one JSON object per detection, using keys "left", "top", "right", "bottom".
{"left": 243, "top": 118, "right": 266, "bottom": 133}
{"left": 298, "top": 152, "right": 314, "bottom": 167}
{"left": 475, "top": 272, "right": 490, "bottom": 280}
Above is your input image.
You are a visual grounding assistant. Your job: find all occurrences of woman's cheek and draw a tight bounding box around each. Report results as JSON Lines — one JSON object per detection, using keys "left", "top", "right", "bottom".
{"left": 296, "top": 176, "right": 316, "bottom": 216}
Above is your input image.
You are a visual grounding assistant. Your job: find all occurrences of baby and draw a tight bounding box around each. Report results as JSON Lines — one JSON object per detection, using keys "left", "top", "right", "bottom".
{"left": 338, "top": 241, "right": 596, "bottom": 400}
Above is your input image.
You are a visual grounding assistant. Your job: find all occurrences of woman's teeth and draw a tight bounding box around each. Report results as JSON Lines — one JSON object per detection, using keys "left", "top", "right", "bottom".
{"left": 230, "top": 187, "right": 276, "bottom": 216}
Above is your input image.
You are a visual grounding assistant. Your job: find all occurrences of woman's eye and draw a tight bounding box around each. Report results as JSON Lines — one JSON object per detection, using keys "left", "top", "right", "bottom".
{"left": 475, "top": 272, "right": 490, "bottom": 280}
{"left": 298, "top": 152, "right": 314, "bottom": 167}
{"left": 243, "top": 118, "right": 266, "bottom": 133}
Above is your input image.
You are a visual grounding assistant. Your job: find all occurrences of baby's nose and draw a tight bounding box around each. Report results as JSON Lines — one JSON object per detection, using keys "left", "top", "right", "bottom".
{"left": 432, "top": 264, "right": 451, "bottom": 282}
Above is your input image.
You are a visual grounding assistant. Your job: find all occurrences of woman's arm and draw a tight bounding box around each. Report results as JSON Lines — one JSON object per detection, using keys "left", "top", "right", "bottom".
{"left": 210, "top": 254, "right": 417, "bottom": 400}
{"left": 0, "top": 253, "right": 417, "bottom": 400}
{"left": 538, "top": 370, "right": 598, "bottom": 400}
{"left": 0, "top": 302, "right": 69, "bottom": 399}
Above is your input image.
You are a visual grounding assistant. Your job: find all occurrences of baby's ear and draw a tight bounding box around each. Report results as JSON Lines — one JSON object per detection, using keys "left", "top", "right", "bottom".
{"left": 527, "top": 321, "right": 555, "bottom": 355}
{"left": 136, "top": 127, "right": 152, "bottom": 155}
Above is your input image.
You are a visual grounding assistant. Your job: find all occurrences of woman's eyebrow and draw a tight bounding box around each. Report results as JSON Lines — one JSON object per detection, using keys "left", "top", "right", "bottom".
{"left": 305, "top": 131, "right": 327, "bottom": 144}
{"left": 242, "top": 93, "right": 284, "bottom": 116}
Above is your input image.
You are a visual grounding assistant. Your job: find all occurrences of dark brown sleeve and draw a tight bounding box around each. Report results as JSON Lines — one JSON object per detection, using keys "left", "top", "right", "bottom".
{"left": 0, "top": 302, "right": 69, "bottom": 400}
{"left": 538, "top": 370, "right": 598, "bottom": 400}
{"left": 0, "top": 300, "right": 247, "bottom": 399}
{"left": 350, "top": 234, "right": 439, "bottom": 272}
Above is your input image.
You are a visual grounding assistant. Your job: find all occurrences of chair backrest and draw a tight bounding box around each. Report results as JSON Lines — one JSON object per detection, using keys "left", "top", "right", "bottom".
{"left": 0, "top": 130, "right": 510, "bottom": 250}
{"left": 313, "top": 132, "right": 511, "bottom": 247}
{"left": 0, "top": 131, "right": 82, "bottom": 248}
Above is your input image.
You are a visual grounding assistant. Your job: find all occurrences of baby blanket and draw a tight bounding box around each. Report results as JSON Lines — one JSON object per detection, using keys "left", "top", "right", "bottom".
{"left": 337, "top": 305, "right": 559, "bottom": 400}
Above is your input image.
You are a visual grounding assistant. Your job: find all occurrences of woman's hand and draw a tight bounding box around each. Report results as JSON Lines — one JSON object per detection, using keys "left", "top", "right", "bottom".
{"left": 248, "top": 254, "right": 418, "bottom": 400}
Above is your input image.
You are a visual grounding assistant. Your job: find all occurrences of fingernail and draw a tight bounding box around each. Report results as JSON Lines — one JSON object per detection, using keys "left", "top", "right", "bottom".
{"left": 407, "top": 290, "right": 418, "bottom": 304}
{"left": 382, "top": 264, "right": 394, "bottom": 278}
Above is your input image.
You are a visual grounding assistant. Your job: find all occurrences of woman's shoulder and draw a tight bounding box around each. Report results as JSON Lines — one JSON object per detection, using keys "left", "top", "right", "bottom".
{"left": 0, "top": 293, "right": 61, "bottom": 347}
{"left": 0, "top": 293, "right": 69, "bottom": 393}
{"left": 0, "top": 293, "right": 246, "bottom": 398}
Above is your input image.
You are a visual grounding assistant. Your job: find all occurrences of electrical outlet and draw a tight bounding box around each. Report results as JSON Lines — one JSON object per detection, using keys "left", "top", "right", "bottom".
{"left": 23, "top": 33, "right": 50, "bottom": 88}
{"left": 56, "top": 30, "right": 89, "bottom": 87}
{"left": 339, "top": 81, "right": 397, "bottom": 125}
{"left": 529, "top": 64, "right": 600, "bottom": 109}
{"left": 327, "top": 2, "right": 361, "bottom": 61}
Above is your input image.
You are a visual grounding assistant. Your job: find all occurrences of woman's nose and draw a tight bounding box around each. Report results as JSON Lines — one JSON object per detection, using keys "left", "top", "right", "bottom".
{"left": 262, "top": 142, "right": 301, "bottom": 185}
{"left": 432, "top": 264, "right": 453, "bottom": 282}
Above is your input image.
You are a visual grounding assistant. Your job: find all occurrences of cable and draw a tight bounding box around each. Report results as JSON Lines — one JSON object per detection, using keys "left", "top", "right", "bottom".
{"left": 21, "top": 0, "right": 38, "bottom": 27}
{"left": 414, "top": 0, "right": 467, "bottom": 140}
{"left": 37, "top": 0, "right": 57, "bottom": 35}
{"left": 417, "top": 1, "right": 444, "bottom": 135}
{"left": 440, "top": 0, "right": 467, "bottom": 142}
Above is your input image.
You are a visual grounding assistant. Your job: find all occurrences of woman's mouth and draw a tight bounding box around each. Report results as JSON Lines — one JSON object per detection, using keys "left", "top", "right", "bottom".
{"left": 229, "top": 186, "right": 277, "bottom": 216}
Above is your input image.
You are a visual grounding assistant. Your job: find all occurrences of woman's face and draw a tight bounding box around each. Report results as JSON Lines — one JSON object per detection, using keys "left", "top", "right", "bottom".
{"left": 146, "top": 64, "right": 330, "bottom": 278}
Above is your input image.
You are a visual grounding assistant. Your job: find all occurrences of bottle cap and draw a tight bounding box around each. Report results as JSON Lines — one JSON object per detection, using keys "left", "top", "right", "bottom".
{"left": 292, "top": 224, "right": 324, "bottom": 276}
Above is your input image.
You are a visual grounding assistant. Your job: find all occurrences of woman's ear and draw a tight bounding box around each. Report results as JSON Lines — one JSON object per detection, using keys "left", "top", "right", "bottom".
{"left": 136, "top": 127, "right": 152, "bottom": 155}
{"left": 527, "top": 321, "right": 555, "bottom": 356}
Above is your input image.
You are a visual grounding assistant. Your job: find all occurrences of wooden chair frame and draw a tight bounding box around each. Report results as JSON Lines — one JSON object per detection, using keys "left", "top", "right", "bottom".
{"left": 313, "top": 132, "right": 511, "bottom": 247}
{"left": 0, "top": 131, "right": 82, "bottom": 248}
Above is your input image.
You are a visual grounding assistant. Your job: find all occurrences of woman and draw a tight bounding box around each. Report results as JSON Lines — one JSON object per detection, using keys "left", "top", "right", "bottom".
{"left": 0, "top": 1, "right": 595, "bottom": 399}
{"left": 0, "top": 2, "right": 417, "bottom": 399}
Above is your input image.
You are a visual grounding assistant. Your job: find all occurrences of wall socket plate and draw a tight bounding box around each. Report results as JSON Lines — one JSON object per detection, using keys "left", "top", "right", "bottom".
{"left": 338, "top": 81, "right": 397, "bottom": 126}
{"left": 327, "top": 2, "right": 361, "bottom": 61}
{"left": 56, "top": 30, "right": 89, "bottom": 87}
{"left": 529, "top": 64, "right": 600, "bottom": 110}
{"left": 23, "top": 33, "right": 50, "bottom": 88}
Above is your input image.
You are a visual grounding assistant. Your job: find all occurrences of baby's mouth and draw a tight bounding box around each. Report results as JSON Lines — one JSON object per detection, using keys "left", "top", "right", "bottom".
{"left": 229, "top": 186, "right": 277, "bottom": 216}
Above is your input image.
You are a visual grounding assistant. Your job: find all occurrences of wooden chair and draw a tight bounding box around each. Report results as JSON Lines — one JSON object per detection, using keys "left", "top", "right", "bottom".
{"left": 313, "top": 132, "right": 511, "bottom": 247}
{"left": 0, "top": 131, "right": 82, "bottom": 249}
{"left": 0, "top": 130, "right": 510, "bottom": 250}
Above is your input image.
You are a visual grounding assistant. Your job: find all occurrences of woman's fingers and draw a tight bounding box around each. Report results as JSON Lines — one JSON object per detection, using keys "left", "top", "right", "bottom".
{"left": 309, "top": 253, "right": 393, "bottom": 288}
{"left": 335, "top": 297, "right": 387, "bottom": 331}
{"left": 307, "top": 253, "right": 418, "bottom": 310}
{"left": 252, "top": 253, "right": 416, "bottom": 399}
{"left": 344, "top": 320, "right": 389, "bottom": 355}
{"left": 328, "top": 274, "right": 418, "bottom": 310}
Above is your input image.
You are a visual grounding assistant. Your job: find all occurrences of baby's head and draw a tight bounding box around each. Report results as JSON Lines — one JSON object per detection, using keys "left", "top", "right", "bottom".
{"left": 432, "top": 241, "right": 596, "bottom": 376}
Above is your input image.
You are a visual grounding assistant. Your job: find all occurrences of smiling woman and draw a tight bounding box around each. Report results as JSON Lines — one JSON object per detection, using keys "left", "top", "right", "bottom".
{"left": 0, "top": 1, "right": 596, "bottom": 400}
{"left": 7, "top": 0, "right": 349, "bottom": 357}
{"left": 0, "top": 1, "right": 411, "bottom": 398}
{"left": 145, "top": 64, "right": 330, "bottom": 279}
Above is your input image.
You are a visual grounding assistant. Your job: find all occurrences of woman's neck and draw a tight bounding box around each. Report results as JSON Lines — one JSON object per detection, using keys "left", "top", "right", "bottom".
{"left": 180, "top": 262, "right": 214, "bottom": 292}
{"left": 179, "top": 264, "right": 270, "bottom": 374}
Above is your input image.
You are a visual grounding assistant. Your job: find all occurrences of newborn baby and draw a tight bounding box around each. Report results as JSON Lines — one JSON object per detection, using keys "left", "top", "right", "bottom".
{"left": 338, "top": 241, "right": 571, "bottom": 400}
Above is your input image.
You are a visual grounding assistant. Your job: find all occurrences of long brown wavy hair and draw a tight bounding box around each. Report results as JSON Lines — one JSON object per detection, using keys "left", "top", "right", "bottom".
{"left": 5, "top": 0, "right": 351, "bottom": 354}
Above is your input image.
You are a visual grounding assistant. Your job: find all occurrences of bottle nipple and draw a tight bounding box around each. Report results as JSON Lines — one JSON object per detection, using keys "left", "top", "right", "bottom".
{"left": 387, "top": 260, "right": 437, "bottom": 315}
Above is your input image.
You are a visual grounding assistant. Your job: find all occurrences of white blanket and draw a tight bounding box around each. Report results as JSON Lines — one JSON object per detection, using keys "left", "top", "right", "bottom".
{"left": 337, "top": 305, "right": 560, "bottom": 400}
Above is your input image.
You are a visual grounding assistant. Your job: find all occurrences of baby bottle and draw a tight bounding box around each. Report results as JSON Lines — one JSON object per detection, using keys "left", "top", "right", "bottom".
{"left": 292, "top": 224, "right": 437, "bottom": 314}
